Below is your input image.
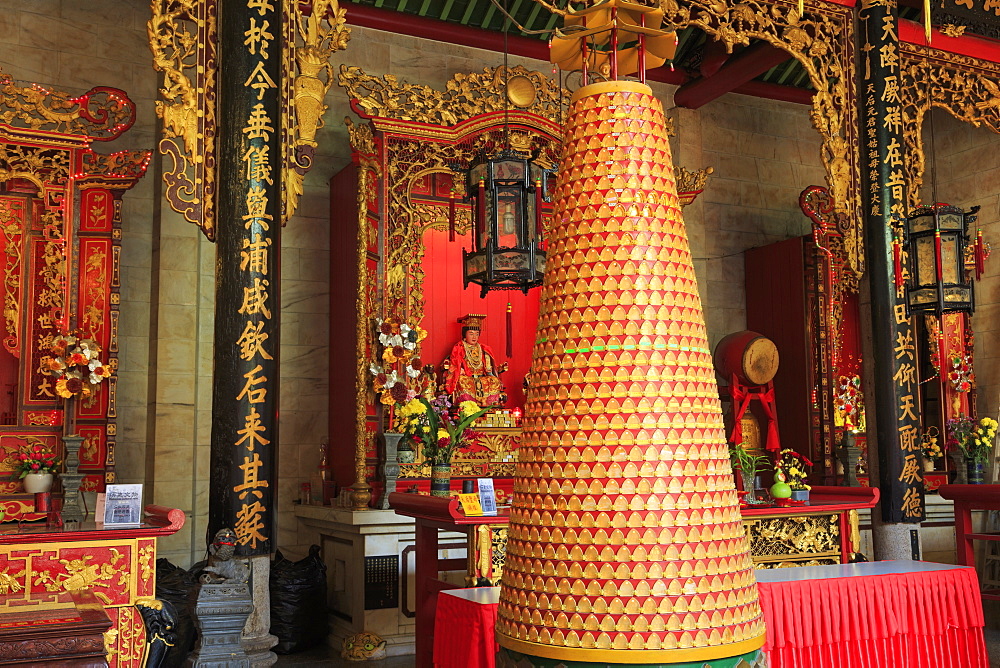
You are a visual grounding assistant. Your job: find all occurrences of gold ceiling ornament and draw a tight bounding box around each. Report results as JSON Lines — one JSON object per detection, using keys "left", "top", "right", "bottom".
{"left": 900, "top": 42, "right": 1000, "bottom": 213}
{"left": 939, "top": 24, "right": 967, "bottom": 38}
{"left": 338, "top": 65, "right": 571, "bottom": 127}
{"left": 658, "top": 0, "right": 862, "bottom": 278}
{"left": 0, "top": 68, "right": 136, "bottom": 141}
{"left": 550, "top": 0, "right": 679, "bottom": 77}
{"left": 282, "top": 0, "right": 351, "bottom": 224}
{"left": 148, "top": 0, "right": 219, "bottom": 240}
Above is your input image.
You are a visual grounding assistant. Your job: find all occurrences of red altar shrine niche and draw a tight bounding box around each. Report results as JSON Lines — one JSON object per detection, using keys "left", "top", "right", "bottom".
{"left": 329, "top": 66, "right": 713, "bottom": 506}
{"left": 0, "top": 71, "right": 148, "bottom": 518}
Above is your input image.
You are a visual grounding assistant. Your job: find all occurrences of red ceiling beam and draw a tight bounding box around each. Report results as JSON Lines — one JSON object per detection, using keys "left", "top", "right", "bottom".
{"left": 731, "top": 80, "right": 814, "bottom": 105}
{"left": 343, "top": 1, "right": 549, "bottom": 61}
{"left": 700, "top": 39, "right": 732, "bottom": 78}
{"left": 673, "top": 42, "right": 792, "bottom": 109}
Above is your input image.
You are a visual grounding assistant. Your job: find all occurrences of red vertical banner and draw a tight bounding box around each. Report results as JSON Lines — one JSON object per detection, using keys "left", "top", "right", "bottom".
{"left": 75, "top": 238, "right": 113, "bottom": 419}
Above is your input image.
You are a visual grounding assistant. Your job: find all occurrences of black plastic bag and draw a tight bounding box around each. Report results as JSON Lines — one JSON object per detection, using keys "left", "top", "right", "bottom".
{"left": 270, "top": 545, "right": 329, "bottom": 654}
{"left": 155, "top": 558, "right": 199, "bottom": 667}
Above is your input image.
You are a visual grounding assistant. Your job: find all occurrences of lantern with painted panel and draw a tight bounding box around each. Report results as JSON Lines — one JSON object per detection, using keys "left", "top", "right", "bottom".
{"left": 462, "top": 148, "right": 547, "bottom": 297}
{"left": 904, "top": 204, "right": 979, "bottom": 315}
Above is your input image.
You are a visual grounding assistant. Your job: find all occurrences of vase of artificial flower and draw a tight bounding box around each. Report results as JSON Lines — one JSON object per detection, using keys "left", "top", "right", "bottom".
{"left": 949, "top": 416, "right": 996, "bottom": 485}
{"left": 920, "top": 427, "right": 942, "bottom": 472}
{"left": 15, "top": 440, "right": 61, "bottom": 494}
{"left": 775, "top": 448, "right": 813, "bottom": 501}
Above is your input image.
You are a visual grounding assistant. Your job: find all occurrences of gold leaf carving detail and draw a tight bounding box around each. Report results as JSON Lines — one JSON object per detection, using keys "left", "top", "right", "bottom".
{"left": 658, "top": 0, "right": 862, "bottom": 277}
{"left": 148, "top": 0, "right": 218, "bottom": 240}
{"left": 900, "top": 42, "right": 1000, "bottom": 213}
{"left": 338, "top": 65, "right": 569, "bottom": 126}
{"left": 0, "top": 199, "right": 23, "bottom": 355}
{"left": 283, "top": 0, "right": 352, "bottom": 224}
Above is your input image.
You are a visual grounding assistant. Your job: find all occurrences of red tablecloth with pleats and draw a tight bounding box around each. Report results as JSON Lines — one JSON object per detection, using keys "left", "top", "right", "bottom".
{"left": 433, "top": 588, "right": 500, "bottom": 668}
{"left": 432, "top": 563, "right": 988, "bottom": 668}
{"left": 757, "top": 562, "right": 988, "bottom": 668}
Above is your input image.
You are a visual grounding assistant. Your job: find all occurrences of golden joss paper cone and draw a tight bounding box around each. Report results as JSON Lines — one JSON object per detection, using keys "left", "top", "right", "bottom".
{"left": 495, "top": 81, "right": 766, "bottom": 664}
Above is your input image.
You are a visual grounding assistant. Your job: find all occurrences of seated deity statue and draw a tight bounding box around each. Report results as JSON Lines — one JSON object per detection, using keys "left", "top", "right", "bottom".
{"left": 442, "top": 314, "right": 506, "bottom": 406}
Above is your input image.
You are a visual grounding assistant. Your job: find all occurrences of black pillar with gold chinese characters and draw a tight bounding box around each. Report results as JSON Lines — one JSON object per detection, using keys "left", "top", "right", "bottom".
{"left": 210, "top": 0, "right": 280, "bottom": 554}
{"left": 858, "top": 0, "right": 924, "bottom": 524}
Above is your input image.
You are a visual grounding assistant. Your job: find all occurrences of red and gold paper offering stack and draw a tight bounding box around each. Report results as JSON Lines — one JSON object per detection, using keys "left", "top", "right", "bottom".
{"left": 495, "top": 81, "right": 766, "bottom": 666}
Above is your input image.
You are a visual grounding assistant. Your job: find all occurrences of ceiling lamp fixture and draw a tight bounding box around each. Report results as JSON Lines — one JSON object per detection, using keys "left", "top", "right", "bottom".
{"left": 903, "top": 203, "right": 980, "bottom": 316}
{"left": 460, "top": 0, "right": 548, "bottom": 297}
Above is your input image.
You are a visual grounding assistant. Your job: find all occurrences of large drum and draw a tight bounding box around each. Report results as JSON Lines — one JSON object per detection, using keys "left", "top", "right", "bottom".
{"left": 713, "top": 331, "right": 779, "bottom": 386}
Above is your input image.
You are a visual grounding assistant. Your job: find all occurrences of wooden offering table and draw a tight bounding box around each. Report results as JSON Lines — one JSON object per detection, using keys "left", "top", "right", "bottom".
{"left": 741, "top": 486, "right": 879, "bottom": 567}
{"left": 389, "top": 493, "right": 507, "bottom": 668}
{"left": 0, "top": 505, "right": 185, "bottom": 668}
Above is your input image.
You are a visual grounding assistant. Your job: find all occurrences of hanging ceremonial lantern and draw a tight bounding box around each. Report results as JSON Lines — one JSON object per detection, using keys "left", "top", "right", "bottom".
{"left": 904, "top": 204, "right": 979, "bottom": 315}
{"left": 462, "top": 148, "right": 547, "bottom": 297}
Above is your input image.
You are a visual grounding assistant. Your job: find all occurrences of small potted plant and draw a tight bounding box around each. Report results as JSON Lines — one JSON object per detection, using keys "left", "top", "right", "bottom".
{"left": 774, "top": 448, "right": 813, "bottom": 502}
{"left": 15, "top": 440, "right": 61, "bottom": 494}
{"left": 919, "top": 427, "right": 942, "bottom": 472}
{"left": 729, "top": 442, "right": 770, "bottom": 504}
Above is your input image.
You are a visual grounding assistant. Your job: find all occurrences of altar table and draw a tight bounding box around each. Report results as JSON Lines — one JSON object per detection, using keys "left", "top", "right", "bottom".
{"left": 432, "top": 562, "right": 988, "bottom": 668}
{"left": 0, "top": 505, "right": 185, "bottom": 668}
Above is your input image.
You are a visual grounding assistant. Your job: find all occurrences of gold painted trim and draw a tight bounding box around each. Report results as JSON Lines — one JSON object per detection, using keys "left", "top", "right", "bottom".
{"left": 571, "top": 80, "right": 653, "bottom": 102}
{"left": 497, "top": 632, "right": 766, "bottom": 663}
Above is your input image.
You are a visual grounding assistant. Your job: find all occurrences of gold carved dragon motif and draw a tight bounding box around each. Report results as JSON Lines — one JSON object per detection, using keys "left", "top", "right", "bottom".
{"left": 0, "top": 69, "right": 135, "bottom": 140}
{"left": 339, "top": 64, "right": 570, "bottom": 126}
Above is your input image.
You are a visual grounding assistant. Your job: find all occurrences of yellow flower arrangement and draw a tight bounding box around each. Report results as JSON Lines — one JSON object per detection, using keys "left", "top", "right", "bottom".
{"left": 919, "top": 427, "right": 942, "bottom": 461}
{"left": 963, "top": 417, "right": 998, "bottom": 463}
{"left": 775, "top": 448, "right": 813, "bottom": 491}
{"left": 394, "top": 394, "right": 493, "bottom": 465}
